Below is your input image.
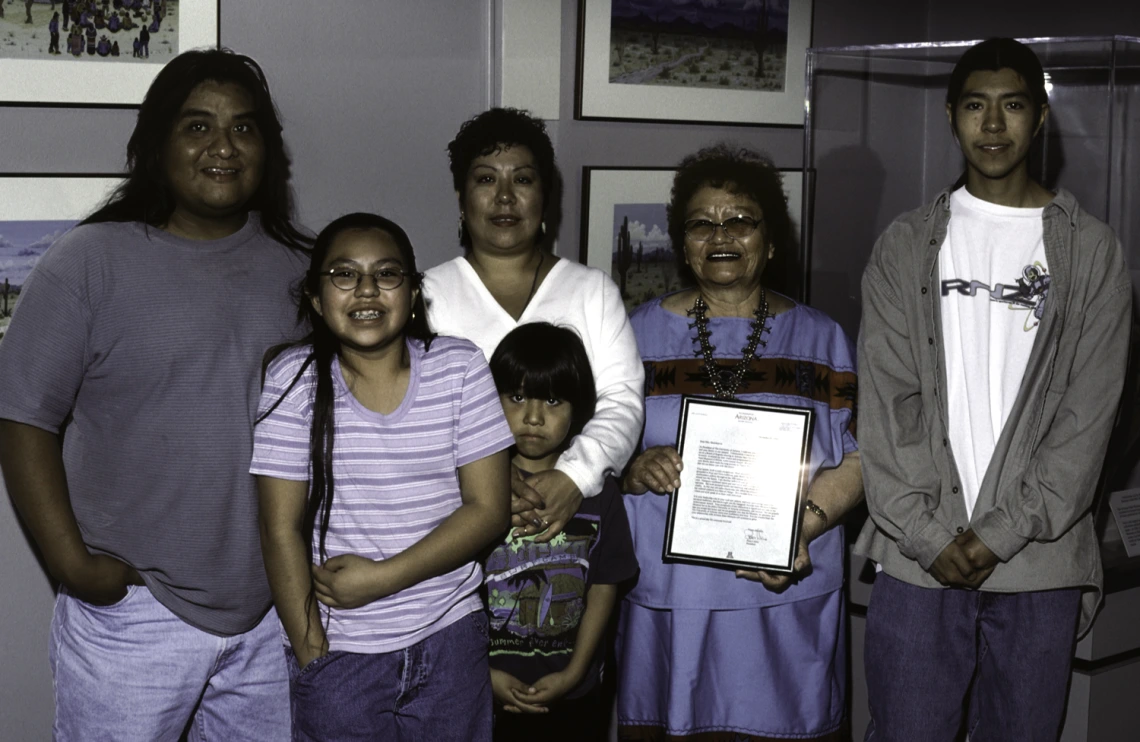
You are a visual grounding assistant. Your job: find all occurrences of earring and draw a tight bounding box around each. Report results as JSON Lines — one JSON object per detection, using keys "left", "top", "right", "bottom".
{"left": 538, "top": 220, "right": 547, "bottom": 240}
{"left": 411, "top": 310, "right": 416, "bottom": 320}
{"left": 457, "top": 217, "right": 464, "bottom": 243}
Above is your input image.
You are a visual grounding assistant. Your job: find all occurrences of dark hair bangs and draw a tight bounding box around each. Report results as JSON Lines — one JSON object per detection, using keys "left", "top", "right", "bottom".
{"left": 494, "top": 356, "right": 578, "bottom": 404}
{"left": 489, "top": 323, "right": 597, "bottom": 441}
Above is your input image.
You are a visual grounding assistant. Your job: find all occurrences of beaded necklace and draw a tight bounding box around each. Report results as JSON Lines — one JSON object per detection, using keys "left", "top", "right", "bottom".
{"left": 687, "top": 289, "right": 770, "bottom": 400}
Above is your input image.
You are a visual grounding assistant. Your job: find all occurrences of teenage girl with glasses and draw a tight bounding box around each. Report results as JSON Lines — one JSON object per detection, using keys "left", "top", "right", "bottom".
{"left": 252, "top": 212, "right": 514, "bottom": 741}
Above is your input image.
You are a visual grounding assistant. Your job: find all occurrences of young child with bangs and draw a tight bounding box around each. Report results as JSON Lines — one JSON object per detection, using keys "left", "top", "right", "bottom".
{"left": 484, "top": 322, "right": 638, "bottom": 741}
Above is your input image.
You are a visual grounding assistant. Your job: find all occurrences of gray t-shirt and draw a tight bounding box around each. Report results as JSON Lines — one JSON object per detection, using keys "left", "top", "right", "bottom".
{"left": 0, "top": 214, "right": 307, "bottom": 635}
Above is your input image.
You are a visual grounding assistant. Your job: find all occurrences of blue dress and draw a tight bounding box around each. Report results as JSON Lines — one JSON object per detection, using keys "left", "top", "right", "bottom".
{"left": 617, "top": 295, "right": 857, "bottom": 740}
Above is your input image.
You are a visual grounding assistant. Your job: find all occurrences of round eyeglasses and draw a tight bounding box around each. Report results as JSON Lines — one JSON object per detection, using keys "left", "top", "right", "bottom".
{"left": 318, "top": 267, "right": 413, "bottom": 291}
{"left": 683, "top": 216, "right": 763, "bottom": 243}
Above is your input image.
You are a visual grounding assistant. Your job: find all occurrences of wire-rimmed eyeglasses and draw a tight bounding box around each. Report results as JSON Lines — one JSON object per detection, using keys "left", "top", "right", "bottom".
{"left": 683, "top": 216, "right": 763, "bottom": 242}
{"left": 318, "top": 268, "right": 417, "bottom": 291}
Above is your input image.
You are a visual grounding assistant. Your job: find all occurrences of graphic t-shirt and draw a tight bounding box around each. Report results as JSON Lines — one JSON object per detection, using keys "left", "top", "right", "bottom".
{"left": 939, "top": 186, "right": 1048, "bottom": 519}
{"left": 484, "top": 476, "right": 637, "bottom": 698}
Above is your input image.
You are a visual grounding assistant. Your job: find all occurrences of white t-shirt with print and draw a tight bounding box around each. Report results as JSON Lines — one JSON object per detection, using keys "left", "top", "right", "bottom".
{"left": 940, "top": 186, "right": 1049, "bottom": 519}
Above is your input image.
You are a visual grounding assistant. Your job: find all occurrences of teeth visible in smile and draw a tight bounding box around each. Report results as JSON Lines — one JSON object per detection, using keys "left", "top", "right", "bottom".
{"left": 204, "top": 167, "right": 238, "bottom": 175}
{"left": 350, "top": 310, "right": 382, "bottom": 320}
{"left": 708, "top": 252, "right": 739, "bottom": 259}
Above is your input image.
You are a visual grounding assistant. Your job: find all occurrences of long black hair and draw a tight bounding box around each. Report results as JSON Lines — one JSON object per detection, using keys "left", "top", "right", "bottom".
{"left": 488, "top": 323, "right": 596, "bottom": 444}
{"left": 259, "top": 213, "right": 434, "bottom": 569}
{"left": 83, "top": 48, "right": 311, "bottom": 252}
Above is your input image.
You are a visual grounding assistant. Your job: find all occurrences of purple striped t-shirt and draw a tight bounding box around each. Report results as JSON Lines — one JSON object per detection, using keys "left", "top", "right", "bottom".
{"left": 251, "top": 335, "right": 514, "bottom": 653}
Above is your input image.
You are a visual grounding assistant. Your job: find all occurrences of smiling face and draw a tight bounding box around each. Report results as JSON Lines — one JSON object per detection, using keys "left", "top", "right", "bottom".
{"left": 682, "top": 184, "right": 773, "bottom": 295}
{"left": 310, "top": 228, "right": 415, "bottom": 355}
{"left": 947, "top": 67, "right": 1047, "bottom": 185}
{"left": 163, "top": 80, "right": 265, "bottom": 237}
{"left": 500, "top": 391, "right": 574, "bottom": 469}
{"left": 460, "top": 144, "right": 544, "bottom": 255}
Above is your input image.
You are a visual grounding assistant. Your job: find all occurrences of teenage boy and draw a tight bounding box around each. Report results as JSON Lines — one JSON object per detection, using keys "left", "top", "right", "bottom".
{"left": 856, "top": 38, "right": 1132, "bottom": 742}
{"left": 0, "top": 50, "right": 310, "bottom": 740}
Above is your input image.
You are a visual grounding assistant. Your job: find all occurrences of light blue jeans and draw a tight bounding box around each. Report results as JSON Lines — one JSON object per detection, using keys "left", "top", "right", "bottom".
{"left": 50, "top": 584, "right": 290, "bottom": 741}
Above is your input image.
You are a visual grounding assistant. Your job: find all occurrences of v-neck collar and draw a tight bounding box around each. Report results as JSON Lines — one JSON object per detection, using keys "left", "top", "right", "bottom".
{"left": 331, "top": 339, "right": 421, "bottom": 424}
{"left": 456, "top": 255, "right": 564, "bottom": 324}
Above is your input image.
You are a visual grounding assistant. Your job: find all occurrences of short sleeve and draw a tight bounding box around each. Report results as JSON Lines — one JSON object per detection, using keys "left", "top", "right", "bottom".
{"left": 0, "top": 256, "right": 93, "bottom": 433}
{"left": 250, "top": 352, "right": 314, "bottom": 481}
{"left": 586, "top": 478, "right": 639, "bottom": 587}
{"left": 455, "top": 350, "right": 514, "bottom": 468}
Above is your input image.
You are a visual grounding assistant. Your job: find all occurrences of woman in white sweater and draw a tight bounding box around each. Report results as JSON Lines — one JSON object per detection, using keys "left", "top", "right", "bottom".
{"left": 423, "top": 108, "right": 644, "bottom": 541}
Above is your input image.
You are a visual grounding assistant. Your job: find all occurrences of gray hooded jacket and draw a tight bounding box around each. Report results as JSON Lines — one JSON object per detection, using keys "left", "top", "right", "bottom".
{"left": 854, "top": 187, "right": 1132, "bottom": 635}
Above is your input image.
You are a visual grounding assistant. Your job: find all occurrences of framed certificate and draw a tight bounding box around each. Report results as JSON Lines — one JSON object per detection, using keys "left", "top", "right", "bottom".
{"left": 664, "top": 396, "right": 813, "bottom": 573}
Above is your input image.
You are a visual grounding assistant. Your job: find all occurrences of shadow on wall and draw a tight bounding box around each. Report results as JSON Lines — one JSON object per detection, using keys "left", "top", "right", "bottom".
{"left": 1030, "top": 105, "right": 1066, "bottom": 193}
{"left": 1099, "top": 304, "right": 1140, "bottom": 499}
{"left": 809, "top": 145, "right": 886, "bottom": 342}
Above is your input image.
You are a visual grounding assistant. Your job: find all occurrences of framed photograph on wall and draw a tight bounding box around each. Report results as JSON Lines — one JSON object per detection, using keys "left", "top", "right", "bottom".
{"left": 576, "top": 0, "right": 812, "bottom": 126}
{"left": 0, "top": 1, "right": 219, "bottom": 107}
{"left": 0, "top": 174, "right": 123, "bottom": 342}
{"left": 581, "top": 166, "right": 804, "bottom": 313}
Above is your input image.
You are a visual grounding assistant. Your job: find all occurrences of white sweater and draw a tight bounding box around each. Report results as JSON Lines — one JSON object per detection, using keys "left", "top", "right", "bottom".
{"left": 423, "top": 256, "right": 645, "bottom": 497}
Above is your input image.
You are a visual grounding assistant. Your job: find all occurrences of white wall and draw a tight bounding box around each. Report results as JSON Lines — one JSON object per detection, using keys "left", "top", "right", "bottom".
{"left": 223, "top": 1, "right": 495, "bottom": 269}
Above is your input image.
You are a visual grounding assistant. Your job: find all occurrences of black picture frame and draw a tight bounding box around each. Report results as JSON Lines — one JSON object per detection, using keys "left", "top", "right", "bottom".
{"left": 575, "top": 0, "right": 813, "bottom": 126}
{"left": 663, "top": 395, "right": 813, "bottom": 573}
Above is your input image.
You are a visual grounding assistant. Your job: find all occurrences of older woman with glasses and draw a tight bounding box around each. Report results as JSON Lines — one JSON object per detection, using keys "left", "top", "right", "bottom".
{"left": 423, "top": 108, "right": 644, "bottom": 544}
{"left": 616, "top": 144, "right": 864, "bottom": 742}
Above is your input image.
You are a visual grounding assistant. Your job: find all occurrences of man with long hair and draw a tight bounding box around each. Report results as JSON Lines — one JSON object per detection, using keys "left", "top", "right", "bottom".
{"left": 0, "top": 49, "right": 309, "bottom": 740}
{"left": 857, "top": 38, "right": 1131, "bottom": 741}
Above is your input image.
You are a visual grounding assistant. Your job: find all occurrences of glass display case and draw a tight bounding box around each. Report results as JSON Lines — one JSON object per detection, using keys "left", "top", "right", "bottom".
{"left": 809, "top": 38, "right": 1140, "bottom": 742}
{"left": 803, "top": 36, "right": 1140, "bottom": 341}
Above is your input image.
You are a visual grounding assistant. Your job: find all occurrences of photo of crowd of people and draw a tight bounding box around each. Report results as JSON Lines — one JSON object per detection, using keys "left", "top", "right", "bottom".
{"left": 0, "top": 0, "right": 177, "bottom": 62}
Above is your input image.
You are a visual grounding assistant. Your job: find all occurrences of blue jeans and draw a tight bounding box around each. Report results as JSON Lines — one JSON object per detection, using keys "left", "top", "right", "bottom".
{"left": 288, "top": 610, "right": 492, "bottom": 742}
{"left": 863, "top": 573, "right": 1081, "bottom": 742}
{"left": 50, "top": 584, "right": 290, "bottom": 741}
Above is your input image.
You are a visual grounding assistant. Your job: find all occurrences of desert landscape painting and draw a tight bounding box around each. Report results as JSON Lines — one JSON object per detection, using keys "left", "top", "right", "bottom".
{"left": 609, "top": 0, "right": 789, "bottom": 92}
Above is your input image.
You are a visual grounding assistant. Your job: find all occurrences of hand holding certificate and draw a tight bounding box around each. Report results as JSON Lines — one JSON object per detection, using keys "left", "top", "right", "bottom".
{"left": 663, "top": 396, "right": 813, "bottom": 573}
